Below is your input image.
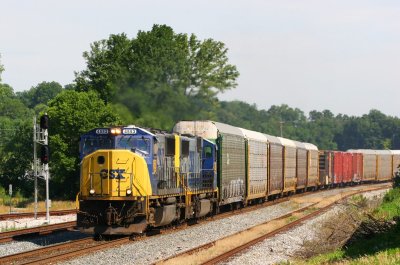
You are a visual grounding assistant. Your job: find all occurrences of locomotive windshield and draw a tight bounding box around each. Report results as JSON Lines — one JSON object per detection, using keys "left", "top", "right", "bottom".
{"left": 81, "top": 135, "right": 114, "bottom": 158}
{"left": 79, "top": 127, "right": 154, "bottom": 159}
{"left": 116, "top": 135, "right": 151, "bottom": 156}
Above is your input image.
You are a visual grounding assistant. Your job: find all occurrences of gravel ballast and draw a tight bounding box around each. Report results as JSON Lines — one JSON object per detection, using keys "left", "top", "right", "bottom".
{"left": 62, "top": 200, "right": 312, "bottom": 265}
{"left": 62, "top": 186, "right": 385, "bottom": 265}
{"left": 223, "top": 189, "right": 389, "bottom": 265}
{"left": 0, "top": 186, "right": 388, "bottom": 264}
{"left": 0, "top": 214, "right": 80, "bottom": 257}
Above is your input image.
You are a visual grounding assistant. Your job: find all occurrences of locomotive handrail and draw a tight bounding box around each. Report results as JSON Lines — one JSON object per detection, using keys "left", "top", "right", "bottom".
{"left": 130, "top": 160, "right": 134, "bottom": 193}
{"left": 89, "top": 156, "right": 93, "bottom": 191}
{"left": 117, "top": 167, "right": 121, "bottom": 197}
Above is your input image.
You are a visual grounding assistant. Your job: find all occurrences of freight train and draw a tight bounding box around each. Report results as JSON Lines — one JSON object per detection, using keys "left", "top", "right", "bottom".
{"left": 77, "top": 121, "right": 399, "bottom": 235}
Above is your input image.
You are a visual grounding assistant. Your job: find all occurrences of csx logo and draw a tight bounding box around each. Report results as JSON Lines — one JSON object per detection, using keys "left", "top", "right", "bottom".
{"left": 100, "top": 169, "right": 126, "bottom": 179}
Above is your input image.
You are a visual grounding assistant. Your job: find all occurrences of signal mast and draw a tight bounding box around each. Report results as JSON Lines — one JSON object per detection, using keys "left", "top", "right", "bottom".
{"left": 33, "top": 114, "right": 50, "bottom": 223}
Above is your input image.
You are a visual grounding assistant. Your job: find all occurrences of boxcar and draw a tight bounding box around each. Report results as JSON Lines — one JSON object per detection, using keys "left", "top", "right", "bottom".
{"left": 349, "top": 150, "right": 377, "bottom": 181}
{"left": 264, "top": 134, "right": 283, "bottom": 195}
{"left": 294, "top": 141, "right": 307, "bottom": 190}
{"left": 239, "top": 128, "right": 268, "bottom": 202}
{"left": 352, "top": 153, "right": 363, "bottom": 182}
{"left": 392, "top": 150, "right": 400, "bottom": 177}
{"left": 375, "top": 150, "right": 392, "bottom": 181}
{"left": 305, "top": 143, "right": 319, "bottom": 188}
{"left": 173, "top": 121, "right": 246, "bottom": 205}
{"left": 342, "top": 152, "right": 353, "bottom": 183}
{"left": 332, "top": 151, "right": 344, "bottom": 185}
{"left": 278, "top": 137, "right": 297, "bottom": 193}
{"left": 318, "top": 151, "right": 333, "bottom": 186}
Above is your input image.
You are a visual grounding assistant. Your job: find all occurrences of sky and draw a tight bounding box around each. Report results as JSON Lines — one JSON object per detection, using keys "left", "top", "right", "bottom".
{"left": 1, "top": 0, "right": 399, "bottom": 117}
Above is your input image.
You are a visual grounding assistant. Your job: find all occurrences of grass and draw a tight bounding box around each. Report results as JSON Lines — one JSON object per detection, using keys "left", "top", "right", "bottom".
{"left": 0, "top": 200, "right": 76, "bottom": 214}
{"left": 294, "top": 188, "right": 400, "bottom": 265}
{"left": 303, "top": 207, "right": 318, "bottom": 215}
{"left": 296, "top": 248, "right": 400, "bottom": 265}
{"left": 287, "top": 215, "right": 299, "bottom": 223}
{"left": 0, "top": 185, "right": 76, "bottom": 214}
{"left": 373, "top": 188, "right": 400, "bottom": 220}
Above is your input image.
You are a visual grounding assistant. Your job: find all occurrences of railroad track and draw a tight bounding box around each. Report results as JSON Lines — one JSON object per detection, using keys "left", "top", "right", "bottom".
{"left": 155, "top": 184, "right": 390, "bottom": 265}
{"left": 0, "top": 209, "right": 76, "bottom": 221}
{"left": 0, "top": 183, "right": 390, "bottom": 264}
{"left": 0, "top": 236, "right": 131, "bottom": 265}
{"left": 0, "top": 221, "right": 77, "bottom": 243}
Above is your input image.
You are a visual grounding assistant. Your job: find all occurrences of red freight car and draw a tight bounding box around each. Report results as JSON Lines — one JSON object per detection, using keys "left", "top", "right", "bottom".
{"left": 342, "top": 152, "right": 353, "bottom": 183}
{"left": 333, "top": 151, "right": 344, "bottom": 185}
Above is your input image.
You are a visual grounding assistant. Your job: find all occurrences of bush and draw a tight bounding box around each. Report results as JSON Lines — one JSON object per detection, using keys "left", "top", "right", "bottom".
{"left": 383, "top": 188, "right": 400, "bottom": 203}
{"left": 394, "top": 169, "right": 400, "bottom": 188}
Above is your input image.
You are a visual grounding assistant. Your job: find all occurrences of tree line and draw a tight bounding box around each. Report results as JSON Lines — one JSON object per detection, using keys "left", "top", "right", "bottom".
{"left": 0, "top": 24, "right": 399, "bottom": 199}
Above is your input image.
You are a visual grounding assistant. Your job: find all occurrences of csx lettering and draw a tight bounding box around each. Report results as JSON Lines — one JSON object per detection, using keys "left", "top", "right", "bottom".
{"left": 100, "top": 169, "right": 126, "bottom": 179}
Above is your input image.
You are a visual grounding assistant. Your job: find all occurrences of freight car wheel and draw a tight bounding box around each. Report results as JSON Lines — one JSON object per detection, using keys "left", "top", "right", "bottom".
{"left": 129, "top": 233, "right": 144, "bottom": 241}
{"left": 232, "top": 202, "right": 241, "bottom": 211}
{"left": 94, "top": 233, "right": 104, "bottom": 241}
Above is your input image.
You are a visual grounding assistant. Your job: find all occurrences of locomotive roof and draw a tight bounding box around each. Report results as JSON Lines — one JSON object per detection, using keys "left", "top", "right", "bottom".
{"left": 83, "top": 125, "right": 156, "bottom": 137}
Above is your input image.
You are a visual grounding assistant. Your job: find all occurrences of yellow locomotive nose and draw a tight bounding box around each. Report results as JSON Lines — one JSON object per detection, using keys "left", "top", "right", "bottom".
{"left": 80, "top": 150, "right": 152, "bottom": 198}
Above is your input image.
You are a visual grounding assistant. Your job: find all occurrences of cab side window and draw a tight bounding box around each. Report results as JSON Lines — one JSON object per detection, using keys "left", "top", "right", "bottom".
{"left": 204, "top": 146, "right": 212, "bottom": 158}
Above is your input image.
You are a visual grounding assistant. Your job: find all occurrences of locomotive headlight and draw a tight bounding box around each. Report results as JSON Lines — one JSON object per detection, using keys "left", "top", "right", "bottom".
{"left": 126, "top": 189, "right": 132, "bottom": 196}
{"left": 89, "top": 189, "right": 95, "bottom": 195}
{"left": 110, "top": 128, "right": 121, "bottom": 135}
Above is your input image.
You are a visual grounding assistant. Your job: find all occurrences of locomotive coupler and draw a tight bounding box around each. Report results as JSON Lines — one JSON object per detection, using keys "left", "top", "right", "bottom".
{"left": 105, "top": 204, "right": 119, "bottom": 225}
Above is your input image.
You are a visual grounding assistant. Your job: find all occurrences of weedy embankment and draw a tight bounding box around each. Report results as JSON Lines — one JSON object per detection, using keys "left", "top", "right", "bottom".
{"left": 294, "top": 187, "right": 400, "bottom": 265}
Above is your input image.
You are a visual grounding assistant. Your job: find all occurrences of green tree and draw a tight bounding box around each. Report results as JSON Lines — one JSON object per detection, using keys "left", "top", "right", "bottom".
{"left": 263, "top": 104, "right": 307, "bottom": 139}
{"left": 46, "top": 90, "right": 121, "bottom": 198}
{"left": 75, "top": 24, "right": 239, "bottom": 129}
{"left": 306, "top": 110, "right": 343, "bottom": 150}
{"left": 17, "top": 81, "right": 63, "bottom": 108}
{"left": 0, "top": 82, "right": 34, "bottom": 196}
{"left": 0, "top": 121, "right": 34, "bottom": 196}
{"left": 334, "top": 109, "right": 399, "bottom": 150}
{"left": 216, "top": 101, "right": 265, "bottom": 131}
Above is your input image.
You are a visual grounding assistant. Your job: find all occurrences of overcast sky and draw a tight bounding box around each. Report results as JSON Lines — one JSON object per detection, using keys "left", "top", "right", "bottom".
{"left": 1, "top": 0, "right": 399, "bottom": 117}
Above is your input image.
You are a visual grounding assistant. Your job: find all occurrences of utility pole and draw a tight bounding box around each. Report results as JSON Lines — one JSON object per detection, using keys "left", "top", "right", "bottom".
{"left": 279, "top": 121, "right": 284, "bottom": 137}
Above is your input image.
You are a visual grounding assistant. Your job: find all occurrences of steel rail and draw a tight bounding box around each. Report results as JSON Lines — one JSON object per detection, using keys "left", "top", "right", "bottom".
{"left": 200, "top": 185, "right": 389, "bottom": 265}
{"left": 154, "top": 184, "right": 390, "bottom": 265}
{"left": 0, "top": 209, "right": 76, "bottom": 221}
{"left": 1, "top": 184, "right": 390, "bottom": 264}
{"left": 12, "top": 237, "right": 130, "bottom": 265}
{"left": 0, "top": 237, "right": 93, "bottom": 264}
{"left": 0, "top": 221, "right": 77, "bottom": 243}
